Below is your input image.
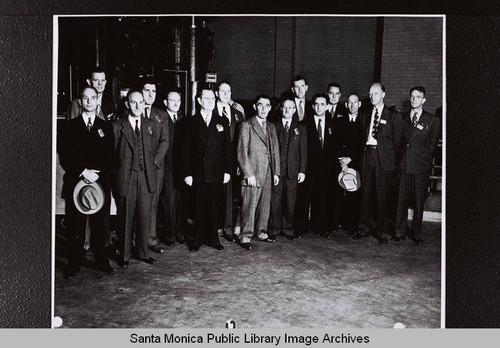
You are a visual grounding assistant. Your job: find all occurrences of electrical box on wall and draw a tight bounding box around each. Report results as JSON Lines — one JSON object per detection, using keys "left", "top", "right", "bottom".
{"left": 205, "top": 72, "right": 217, "bottom": 83}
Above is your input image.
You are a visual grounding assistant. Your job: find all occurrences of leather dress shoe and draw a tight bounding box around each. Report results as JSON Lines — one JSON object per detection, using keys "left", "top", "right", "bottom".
{"left": 98, "top": 264, "right": 115, "bottom": 275}
{"left": 210, "top": 243, "right": 225, "bottom": 250}
{"left": 352, "top": 232, "right": 369, "bottom": 239}
{"left": 283, "top": 234, "right": 296, "bottom": 241}
{"left": 188, "top": 245, "right": 200, "bottom": 252}
{"left": 149, "top": 245, "right": 164, "bottom": 253}
{"left": 138, "top": 257, "right": 157, "bottom": 264}
{"left": 264, "top": 235, "right": 277, "bottom": 243}
{"left": 241, "top": 242, "right": 252, "bottom": 250}
{"left": 117, "top": 260, "right": 129, "bottom": 268}
{"left": 165, "top": 240, "right": 175, "bottom": 247}
{"left": 391, "top": 235, "right": 406, "bottom": 242}
{"left": 413, "top": 238, "right": 423, "bottom": 245}
{"left": 375, "top": 236, "right": 388, "bottom": 244}
{"left": 176, "top": 236, "right": 186, "bottom": 244}
{"left": 223, "top": 234, "right": 235, "bottom": 242}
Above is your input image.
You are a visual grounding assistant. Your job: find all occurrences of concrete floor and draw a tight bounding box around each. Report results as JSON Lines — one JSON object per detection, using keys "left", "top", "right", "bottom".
{"left": 54, "top": 222, "right": 441, "bottom": 328}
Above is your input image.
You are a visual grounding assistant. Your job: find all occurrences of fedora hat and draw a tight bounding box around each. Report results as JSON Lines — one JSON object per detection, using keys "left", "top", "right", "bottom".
{"left": 73, "top": 180, "right": 105, "bottom": 214}
{"left": 338, "top": 168, "right": 361, "bottom": 192}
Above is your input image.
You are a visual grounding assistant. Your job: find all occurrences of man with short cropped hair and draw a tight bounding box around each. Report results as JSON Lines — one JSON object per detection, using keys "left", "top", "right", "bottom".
{"left": 326, "top": 82, "right": 347, "bottom": 121}
{"left": 291, "top": 75, "right": 313, "bottom": 122}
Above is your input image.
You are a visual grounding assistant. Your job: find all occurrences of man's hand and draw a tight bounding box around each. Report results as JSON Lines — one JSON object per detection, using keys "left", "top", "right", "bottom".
{"left": 297, "top": 172, "right": 305, "bottom": 183}
{"left": 81, "top": 169, "right": 100, "bottom": 184}
{"left": 184, "top": 176, "right": 193, "bottom": 187}
{"left": 247, "top": 175, "right": 257, "bottom": 187}
{"left": 223, "top": 173, "right": 231, "bottom": 184}
{"left": 273, "top": 175, "right": 279, "bottom": 186}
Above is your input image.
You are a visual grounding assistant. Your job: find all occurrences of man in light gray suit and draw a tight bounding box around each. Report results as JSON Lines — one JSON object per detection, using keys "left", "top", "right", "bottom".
{"left": 237, "top": 94, "right": 280, "bottom": 250}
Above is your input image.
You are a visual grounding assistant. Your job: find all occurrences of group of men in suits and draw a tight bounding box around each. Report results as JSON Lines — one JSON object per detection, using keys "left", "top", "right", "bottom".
{"left": 60, "top": 68, "right": 440, "bottom": 278}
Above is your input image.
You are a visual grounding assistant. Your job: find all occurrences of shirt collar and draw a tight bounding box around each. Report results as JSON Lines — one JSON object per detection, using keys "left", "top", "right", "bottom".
{"left": 373, "top": 104, "right": 384, "bottom": 116}
{"left": 83, "top": 113, "right": 96, "bottom": 125}
{"left": 256, "top": 117, "right": 267, "bottom": 127}
{"left": 411, "top": 109, "right": 422, "bottom": 121}
{"left": 128, "top": 114, "right": 141, "bottom": 128}
{"left": 282, "top": 118, "right": 292, "bottom": 127}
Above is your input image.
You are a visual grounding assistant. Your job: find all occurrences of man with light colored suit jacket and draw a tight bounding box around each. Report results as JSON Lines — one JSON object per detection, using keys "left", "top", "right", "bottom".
{"left": 269, "top": 97, "right": 307, "bottom": 240}
{"left": 353, "top": 83, "right": 402, "bottom": 244}
{"left": 394, "top": 86, "right": 440, "bottom": 245}
{"left": 112, "top": 90, "right": 163, "bottom": 267}
{"left": 214, "top": 81, "right": 244, "bottom": 242}
{"left": 237, "top": 94, "right": 280, "bottom": 250}
{"left": 141, "top": 79, "right": 169, "bottom": 254}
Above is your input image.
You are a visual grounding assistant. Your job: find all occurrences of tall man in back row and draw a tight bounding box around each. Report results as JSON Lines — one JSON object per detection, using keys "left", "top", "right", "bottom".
{"left": 354, "top": 82, "right": 402, "bottom": 243}
{"left": 394, "top": 86, "right": 440, "bottom": 245}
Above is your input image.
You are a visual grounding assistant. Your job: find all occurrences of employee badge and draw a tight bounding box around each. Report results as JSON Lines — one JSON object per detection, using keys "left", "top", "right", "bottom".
{"left": 294, "top": 128, "right": 299, "bottom": 135}
{"left": 417, "top": 124, "right": 424, "bottom": 130}
{"left": 98, "top": 129, "right": 105, "bottom": 137}
{"left": 328, "top": 128, "right": 333, "bottom": 135}
{"left": 216, "top": 124, "right": 224, "bottom": 132}
{"left": 148, "top": 126, "right": 153, "bottom": 134}
{"left": 380, "top": 119, "right": 387, "bottom": 124}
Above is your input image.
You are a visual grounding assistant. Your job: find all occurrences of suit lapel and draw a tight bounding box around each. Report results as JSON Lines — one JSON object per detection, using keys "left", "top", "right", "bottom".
{"left": 251, "top": 116, "right": 268, "bottom": 146}
{"left": 120, "top": 118, "right": 135, "bottom": 148}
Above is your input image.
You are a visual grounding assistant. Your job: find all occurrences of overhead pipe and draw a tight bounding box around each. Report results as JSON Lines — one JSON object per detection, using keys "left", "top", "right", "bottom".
{"left": 190, "top": 16, "right": 197, "bottom": 116}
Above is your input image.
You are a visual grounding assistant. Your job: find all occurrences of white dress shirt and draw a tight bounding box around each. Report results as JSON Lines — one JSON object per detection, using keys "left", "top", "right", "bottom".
{"left": 217, "top": 102, "right": 231, "bottom": 125}
{"left": 128, "top": 114, "right": 141, "bottom": 130}
{"left": 366, "top": 105, "right": 384, "bottom": 145}
{"left": 313, "top": 115, "right": 326, "bottom": 142}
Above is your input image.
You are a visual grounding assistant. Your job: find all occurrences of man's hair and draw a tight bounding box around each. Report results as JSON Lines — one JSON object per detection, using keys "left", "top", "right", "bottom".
{"left": 410, "top": 86, "right": 426, "bottom": 96}
{"left": 126, "top": 89, "right": 144, "bottom": 102}
{"left": 280, "top": 96, "right": 296, "bottom": 109}
{"left": 371, "top": 82, "right": 386, "bottom": 92}
{"left": 80, "top": 86, "right": 98, "bottom": 99}
{"left": 88, "top": 66, "right": 106, "bottom": 79}
{"left": 196, "top": 88, "right": 215, "bottom": 100}
{"left": 140, "top": 77, "right": 157, "bottom": 89}
{"left": 327, "top": 82, "right": 342, "bottom": 93}
{"left": 312, "top": 93, "right": 328, "bottom": 104}
{"left": 164, "top": 88, "right": 182, "bottom": 100}
{"left": 291, "top": 74, "right": 308, "bottom": 86}
{"left": 346, "top": 94, "right": 360, "bottom": 102}
{"left": 254, "top": 94, "right": 271, "bottom": 105}
{"left": 215, "top": 80, "right": 232, "bottom": 91}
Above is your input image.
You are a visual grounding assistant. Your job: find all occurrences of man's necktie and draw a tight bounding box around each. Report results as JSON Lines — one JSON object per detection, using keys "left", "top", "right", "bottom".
{"left": 285, "top": 120, "right": 290, "bottom": 133}
{"left": 299, "top": 100, "right": 304, "bottom": 119}
{"left": 223, "top": 106, "right": 230, "bottom": 125}
{"left": 173, "top": 114, "right": 177, "bottom": 123}
{"left": 87, "top": 117, "right": 92, "bottom": 132}
{"left": 262, "top": 120, "right": 267, "bottom": 134}
{"left": 145, "top": 107, "right": 150, "bottom": 119}
{"left": 318, "top": 118, "right": 323, "bottom": 148}
{"left": 412, "top": 112, "right": 418, "bottom": 127}
{"left": 135, "top": 119, "right": 140, "bottom": 136}
{"left": 372, "top": 109, "right": 379, "bottom": 139}
{"left": 204, "top": 115, "right": 210, "bottom": 126}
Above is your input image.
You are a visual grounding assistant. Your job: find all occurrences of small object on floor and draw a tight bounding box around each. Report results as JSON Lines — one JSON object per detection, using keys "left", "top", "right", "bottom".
{"left": 391, "top": 235, "right": 406, "bottom": 242}
{"left": 117, "top": 260, "right": 129, "bottom": 268}
{"left": 265, "top": 235, "right": 277, "bottom": 243}
{"left": 98, "top": 263, "right": 114, "bottom": 275}
{"left": 149, "top": 245, "right": 164, "bottom": 253}
{"left": 210, "top": 243, "right": 225, "bottom": 250}
{"left": 137, "top": 257, "right": 157, "bottom": 264}
{"left": 352, "top": 231, "right": 369, "bottom": 239}
{"left": 241, "top": 243, "right": 252, "bottom": 250}
{"left": 188, "top": 245, "right": 200, "bottom": 252}
{"left": 413, "top": 238, "right": 423, "bottom": 245}
{"left": 165, "top": 240, "right": 175, "bottom": 247}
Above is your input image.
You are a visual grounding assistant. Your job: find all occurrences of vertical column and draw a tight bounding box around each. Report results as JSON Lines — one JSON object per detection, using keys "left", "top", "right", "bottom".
{"left": 274, "top": 17, "right": 294, "bottom": 97}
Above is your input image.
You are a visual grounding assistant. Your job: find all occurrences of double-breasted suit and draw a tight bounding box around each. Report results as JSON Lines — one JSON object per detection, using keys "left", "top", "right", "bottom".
{"left": 395, "top": 110, "right": 440, "bottom": 239}
{"left": 144, "top": 106, "right": 170, "bottom": 247}
{"left": 269, "top": 119, "right": 307, "bottom": 237}
{"left": 296, "top": 115, "right": 338, "bottom": 236}
{"left": 237, "top": 116, "right": 280, "bottom": 243}
{"left": 214, "top": 104, "right": 244, "bottom": 237}
{"left": 333, "top": 112, "right": 365, "bottom": 233}
{"left": 358, "top": 105, "right": 402, "bottom": 239}
{"left": 60, "top": 115, "right": 113, "bottom": 272}
{"left": 181, "top": 113, "right": 232, "bottom": 248}
{"left": 112, "top": 116, "right": 163, "bottom": 262}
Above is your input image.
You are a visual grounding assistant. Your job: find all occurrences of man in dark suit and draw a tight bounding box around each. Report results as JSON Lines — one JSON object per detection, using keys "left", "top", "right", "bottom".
{"left": 354, "top": 82, "right": 402, "bottom": 243}
{"left": 291, "top": 75, "right": 314, "bottom": 122}
{"left": 181, "top": 88, "right": 232, "bottom": 251}
{"left": 269, "top": 97, "right": 307, "bottom": 240}
{"left": 60, "top": 86, "right": 114, "bottom": 278}
{"left": 326, "top": 82, "right": 347, "bottom": 121}
{"left": 67, "top": 67, "right": 114, "bottom": 121}
{"left": 158, "top": 89, "right": 186, "bottom": 246}
{"left": 334, "top": 94, "right": 365, "bottom": 236}
{"left": 394, "top": 86, "right": 440, "bottom": 244}
{"left": 112, "top": 90, "right": 161, "bottom": 267}
{"left": 237, "top": 94, "right": 280, "bottom": 249}
{"left": 296, "top": 93, "right": 338, "bottom": 239}
{"left": 214, "top": 81, "right": 244, "bottom": 242}
{"left": 141, "top": 79, "right": 169, "bottom": 254}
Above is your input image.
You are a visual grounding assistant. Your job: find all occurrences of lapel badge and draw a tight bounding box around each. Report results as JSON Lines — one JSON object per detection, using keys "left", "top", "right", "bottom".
{"left": 294, "top": 128, "right": 299, "bottom": 135}
{"left": 380, "top": 119, "right": 387, "bottom": 125}
{"left": 328, "top": 128, "right": 333, "bottom": 135}
{"left": 337, "top": 114, "right": 344, "bottom": 118}
{"left": 417, "top": 124, "right": 424, "bottom": 130}
{"left": 216, "top": 124, "right": 223, "bottom": 132}
{"left": 98, "top": 129, "right": 104, "bottom": 137}
{"left": 148, "top": 125, "right": 153, "bottom": 134}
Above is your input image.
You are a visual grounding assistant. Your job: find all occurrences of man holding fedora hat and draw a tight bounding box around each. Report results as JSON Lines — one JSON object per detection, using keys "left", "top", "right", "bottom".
{"left": 60, "top": 86, "right": 114, "bottom": 278}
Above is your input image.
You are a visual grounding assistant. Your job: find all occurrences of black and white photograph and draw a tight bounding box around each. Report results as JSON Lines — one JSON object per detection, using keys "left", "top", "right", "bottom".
{"left": 53, "top": 15, "right": 444, "bottom": 329}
